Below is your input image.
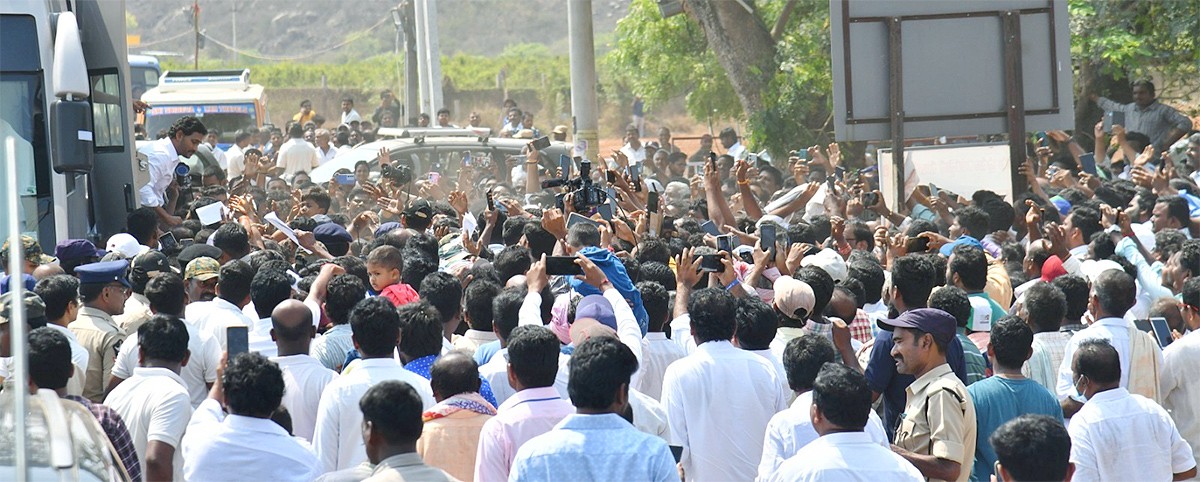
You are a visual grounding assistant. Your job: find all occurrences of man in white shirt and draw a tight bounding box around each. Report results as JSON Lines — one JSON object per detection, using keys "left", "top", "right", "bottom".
{"left": 203, "top": 129, "right": 228, "bottom": 170}
{"left": 247, "top": 269, "right": 296, "bottom": 358}
{"left": 719, "top": 127, "right": 746, "bottom": 160}
{"left": 476, "top": 289, "right": 527, "bottom": 406}
{"left": 450, "top": 279, "right": 500, "bottom": 357}
{"left": 315, "top": 128, "right": 339, "bottom": 166}
{"left": 275, "top": 122, "right": 320, "bottom": 180}
{"left": 1162, "top": 278, "right": 1200, "bottom": 471}
{"left": 662, "top": 284, "right": 789, "bottom": 482}
{"left": 225, "top": 129, "right": 252, "bottom": 180}
{"left": 340, "top": 97, "right": 362, "bottom": 125}
{"left": 188, "top": 260, "right": 254, "bottom": 351}
{"left": 270, "top": 299, "right": 337, "bottom": 442}
{"left": 766, "top": 363, "right": 922, "bottom": 482}
{"left": 619, "top": 124, "right": 647, "bottom": 166}
{"left": 634, "top": 281, "right": 685, "bottom": 401}
{"left": 34, "top": 275, "right": 90, "bottom": 396}
{"left": 1056, "top": 269, "right": 1163, "bottom": 417}
{"left": 104, "top": 315, "right": 194, "bottom": 482}
{"left": 137, "top": 115, "right": 205, "bottom": 226}
{"left": 759, "top": 335, "right": 889, "bottom": 481}
{"left": 1067, "top": 338, "right": 1196, "bottom": 481}
{"left": 108, "top": 273, "right": 221, "bottom": 407}
{"left": 182, "top": 352, "right": 322, "bottom": 482}
{"left": 312, "top": 297, "right": 436, "bottom": 473}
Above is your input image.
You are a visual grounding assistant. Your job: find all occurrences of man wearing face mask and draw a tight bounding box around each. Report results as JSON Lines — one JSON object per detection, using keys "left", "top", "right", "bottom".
{"left": 1055, "top": 269, "right": 1163, "bottom": 418}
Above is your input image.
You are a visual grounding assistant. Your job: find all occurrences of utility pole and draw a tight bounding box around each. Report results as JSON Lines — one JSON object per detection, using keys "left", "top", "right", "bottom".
{"left": 192, "top": 0, "right": 199, "bottom": 69}
{"left": 401, "top": 2, "right": 419, "bottom": 126}
{"left": 413, "top": 0, "right": 431, "bottom": 117}
{"left": 421, "top": 0, "right": 444, "bottom": 115}
{"left": 568, "top": 0, "right": 599, "bottom": 162}
{"left": 231, "top": 2, "right": 237, "bottom": 63}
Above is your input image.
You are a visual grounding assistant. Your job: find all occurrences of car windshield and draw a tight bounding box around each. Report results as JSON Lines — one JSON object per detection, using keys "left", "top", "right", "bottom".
{"left": 145, "top": 104, "right": 257, "bottom": 144}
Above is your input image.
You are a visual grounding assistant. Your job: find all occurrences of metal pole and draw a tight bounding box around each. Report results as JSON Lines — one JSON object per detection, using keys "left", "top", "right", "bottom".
{"left": 402, "top": 1, "right": 419, "bottom": 126}
{"left": 231, "top": 2, "right": 237, "bottom": 63}
{"left": 193, "top": 0, "right": 199, "bottom": 69}
{"left": 568, "top": 0, "right": 599, "bottom": 162}
{"left": 1003, "top": 11, "right": 1028, "bottom": 195}
{"left": 423, "top": 0, "right": 444, "bottom": 115}
{"left": 7, "top": 137, "right": 29, "bottom": 481}
{"left": 887, "top": 17, "right": 905, "bottom": 210}
{"left": 413, "top": 0, "right": 431, "bottom": 117}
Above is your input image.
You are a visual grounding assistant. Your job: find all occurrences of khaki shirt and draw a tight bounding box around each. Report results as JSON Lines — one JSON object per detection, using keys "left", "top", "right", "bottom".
{"left": 68, "top": 306, "right": 126, "bottom": 402}
{"left": 895, "top": 363, "right": 977, "bottom": 482}
{"left": 115, "top": 293, "right": 152, "bottom": 335}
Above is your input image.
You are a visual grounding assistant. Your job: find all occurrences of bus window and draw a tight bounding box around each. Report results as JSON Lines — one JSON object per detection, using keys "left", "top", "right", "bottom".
{"left": 0, "top": 15, "right": 48, "bottom": 238}
{"left": 89, "top": 71, "right": 124, "bottom": 149}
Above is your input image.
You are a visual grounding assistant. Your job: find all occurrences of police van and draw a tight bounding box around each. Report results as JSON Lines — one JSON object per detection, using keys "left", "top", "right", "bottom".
{"left": 140, "top": 69, "right": 269, "bottom": 149}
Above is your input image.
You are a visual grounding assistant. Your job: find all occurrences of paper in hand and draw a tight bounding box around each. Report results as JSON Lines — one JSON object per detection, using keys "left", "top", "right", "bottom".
{"left": 196, "top": 202, "right": 228, "bottom": 226}
{"left": 264, "top": 211, "right": 312, "bottom": 254}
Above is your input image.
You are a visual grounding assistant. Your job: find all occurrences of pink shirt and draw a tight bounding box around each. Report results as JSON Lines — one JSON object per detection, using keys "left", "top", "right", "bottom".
{"left": 474, "top": 386, "right": 575, "bottom": 482}
{"left": 379, "top": 283, "right": 420, "bottom": 307}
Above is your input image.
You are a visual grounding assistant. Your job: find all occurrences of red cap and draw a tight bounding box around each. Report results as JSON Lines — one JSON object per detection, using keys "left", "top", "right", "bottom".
{"left": 1041, "top": 255, "right": 1067, "bottom": 282}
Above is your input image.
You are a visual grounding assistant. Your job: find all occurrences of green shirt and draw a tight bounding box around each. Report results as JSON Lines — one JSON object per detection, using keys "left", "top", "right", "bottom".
{"left": 957, "top": 331, "right": 988, "bottom": 385}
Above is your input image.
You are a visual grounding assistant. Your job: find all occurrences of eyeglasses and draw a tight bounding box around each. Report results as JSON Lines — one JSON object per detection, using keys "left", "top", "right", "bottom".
{"left": 105, "top": 284, "right": 131, "bottom": 296}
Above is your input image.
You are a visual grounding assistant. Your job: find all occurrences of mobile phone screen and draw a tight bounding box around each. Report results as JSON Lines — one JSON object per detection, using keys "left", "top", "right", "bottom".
{"left": 708, "top": 152, "right": 718, "bottom": 171}
{"left": 699, "top": 254, "right": 725, "bottom": 273}
{"left": 559, "top": 155, "right": 571, "bottom": 179}
{"left": 647, "top": 191, "right": 660, "bottom": 213}
{"left": 158, "top": 231, "right": 178, "bottom": 251}
{"left": 1079, "top": 153, "right": 1097, "bottom": 175}
{"left": 546, "top": 256, "right": 584, "bottom": 275}
{"left": 597, "top": 204, "right": 613, "bottom": 221}
{"left": 700, "top": 220, "right": 720, "bottom": 236}
{"left": 227, "top": 326, "right": 249, "bottom": 357}
{"left": 531, "top": 136, "right": 552, "bottom": 151}
{"left": 606, "top": 171, "right": 617, "bottom": 184}
{"left": 717, "top": 234, "right": 733, "bottom": 253}
{"left": 486, "top": 188, "right": 496, "bottom": 211}
{"left": 567, "top": 212, "right": 598, "bottom": 228}
{"left": 1149, "top": 317, "right": 1173, "bottom": 348}
{"left": 760, "top": 224, "right": 776, "bottom": 252}
{"left": 928, "top": 183, "right": 939, "bottom": 198}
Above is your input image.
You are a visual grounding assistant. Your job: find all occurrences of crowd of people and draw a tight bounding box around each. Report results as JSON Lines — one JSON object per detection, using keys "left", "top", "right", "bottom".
{"left": 1, "top": 79, "right": 1199, "bottom": 482}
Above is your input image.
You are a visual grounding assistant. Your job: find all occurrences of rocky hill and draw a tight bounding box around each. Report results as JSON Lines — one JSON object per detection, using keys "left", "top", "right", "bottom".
{"left": 128, "top": 0, "right": 628, "bottom": 62}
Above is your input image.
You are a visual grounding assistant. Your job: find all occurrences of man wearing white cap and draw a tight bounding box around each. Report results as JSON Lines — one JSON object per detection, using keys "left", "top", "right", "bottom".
{"left": 106, "top": 233, "right": 149, "bottom": 258}
{"left": 769, "top": 276, "right": 816, "bottom": 363}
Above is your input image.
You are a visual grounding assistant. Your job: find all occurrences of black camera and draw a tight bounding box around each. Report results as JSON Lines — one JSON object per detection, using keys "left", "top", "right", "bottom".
{"left": 380, "top": 161, "right": 413, "bottom": 185}
{"left": 541, "top": 159, "right": 607, "bottom": 212}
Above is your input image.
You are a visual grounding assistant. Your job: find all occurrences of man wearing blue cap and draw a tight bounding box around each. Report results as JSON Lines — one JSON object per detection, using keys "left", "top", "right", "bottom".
{"left": 881, "top": 308, "right": 977, "bottom": 482}
{"left": 69, "top": 259, "right": 132, "bottom": 402}
{"left": 54, "top": 238, "right": 107, "bottom": 275}
{"left": 313, "top": 222, "right": 353, "bottom": 257}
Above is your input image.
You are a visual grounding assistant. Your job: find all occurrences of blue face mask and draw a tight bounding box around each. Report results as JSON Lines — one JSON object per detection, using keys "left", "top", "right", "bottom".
{"left": 1074, "top": 374, "right": 1089, "bottom": 402}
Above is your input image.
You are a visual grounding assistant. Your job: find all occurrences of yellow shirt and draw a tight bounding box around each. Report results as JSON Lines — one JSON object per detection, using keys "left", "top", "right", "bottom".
{"left": 293, "top": 110, "right": 316, "bottom": 125}
{"left": 895, "top": 363, "right": 977, "bottom": 482}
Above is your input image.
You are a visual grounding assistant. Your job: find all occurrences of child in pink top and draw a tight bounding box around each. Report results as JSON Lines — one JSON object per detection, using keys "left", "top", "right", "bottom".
{"left": 366, "top": 245, "right": 420, "bottom": 307}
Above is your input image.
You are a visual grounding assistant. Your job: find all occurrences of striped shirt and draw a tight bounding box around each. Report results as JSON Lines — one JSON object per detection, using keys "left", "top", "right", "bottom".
{"left": 1096, "top": 97, "right": 1191, "bottom": 149}
{"left": 65, "top": 395, "right": 143, "bottom": 482}
{"left": 1022, "top": 331, "right": 1071, "bottom": 393}
{"left": 958, "top": 332, "right": 989, "bottom": 385}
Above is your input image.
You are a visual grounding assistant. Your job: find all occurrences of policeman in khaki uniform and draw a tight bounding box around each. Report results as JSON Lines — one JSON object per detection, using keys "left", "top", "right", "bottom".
{"left": 68, "top": 260, "right": 132, "bottom": 402}
{"left": 879, "top": 308, "right": 977, "bottom": 482}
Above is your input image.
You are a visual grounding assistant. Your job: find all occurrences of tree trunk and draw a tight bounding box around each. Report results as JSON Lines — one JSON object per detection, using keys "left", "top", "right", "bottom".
{"left": 683, "top": 0, "right": 778, "bottom": 118}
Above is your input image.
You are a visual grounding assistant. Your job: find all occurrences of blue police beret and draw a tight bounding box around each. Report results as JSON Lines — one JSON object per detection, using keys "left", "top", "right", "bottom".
{"left": 75, "top": 260, "right": 131, "bottom": 287}
{"left": 313, "top": 223, "right": 352, "bottom": 244}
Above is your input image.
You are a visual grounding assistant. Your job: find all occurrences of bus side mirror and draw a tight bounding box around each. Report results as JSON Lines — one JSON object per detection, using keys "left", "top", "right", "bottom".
{"left": 50, "top": 11, "right": 93, "bottom": 173}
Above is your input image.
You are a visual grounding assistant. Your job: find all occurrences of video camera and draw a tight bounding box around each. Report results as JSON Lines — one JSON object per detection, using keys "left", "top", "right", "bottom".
{"left": 541, "top": 158, "right": 607, "bottom": 212}
{"left": 380, "top": 161, "right": 413, "bottom": 185}
{"left": 174, "top": 163, "right": 192, "bottom": 188}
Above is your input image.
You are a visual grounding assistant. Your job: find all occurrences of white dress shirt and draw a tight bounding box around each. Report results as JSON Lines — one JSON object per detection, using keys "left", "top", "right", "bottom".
{"left": 187, "top": 298, "right": 253, "bottom": 351}
{"left": 620, "top": 143, "right": 647, "bottom": 165}
{"left": 104, "top": 367, "right": 193, "bottom": 481}
{"left": 668, "top": 314, "right": 699, "bottom": 355}
{"left": 520, "top": 288, "right": 645, "bottom": 388}
{"left": 634, "top": 332, "right": 686, "bottom": 401}
{"left": 317, "top": 144, "right": 339, "bottom": 165}
{"left": 226, "top": 143, "right": 246, "bottom": 179}
{"left": 47, "top": 323, "right": 89, "bottom": 381}
{"left": 765, "top": 431, "right": 923, "bottom": 482}
{"left": 1055, "top": 317, "right": 1162, "bottom": 401}
{"left": 312, "top": 357, "right": 436, "bottom": 473}
{"left": 629, "top": 388, "right": 670, "bottom": 440}
{"left": 136, "top": 137, "right": 180, "bottom": 208}
{"left": 757, "top": 390, "right": 889, "bottom": 481}
{"left": 207, "top": 143, "right": 228, "bottom": 170}
{"left": 276, "top": 137, "right": 320, "bottom": 179}
{"left": 248, "top": 317, "right": 277, "bottom": 358}
{"left": 1068, "top": 387, "right": 1196, "bottom": 482}
{"left": 341, "top": 109, "right": 362, "bottom": 125}
{"left": 727, "top": 142, "right": 747, "bottom": 160}
{"left": 271, "top": 353, "right": 338, "bottom": 442}
{"left": 182, "top": 398, "right": 322, "bottom": 482}
{"left": 112, "top": 324, "right": 222, "bottom": 408}
{"left": 479, "top": 347, "right": 516, "bottom": 406}
{"left": 662, "top": 340, "right": 789, "bottom": 482}
{"left": 1161, "top": 329, "right": 1200, "bottom": 469}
